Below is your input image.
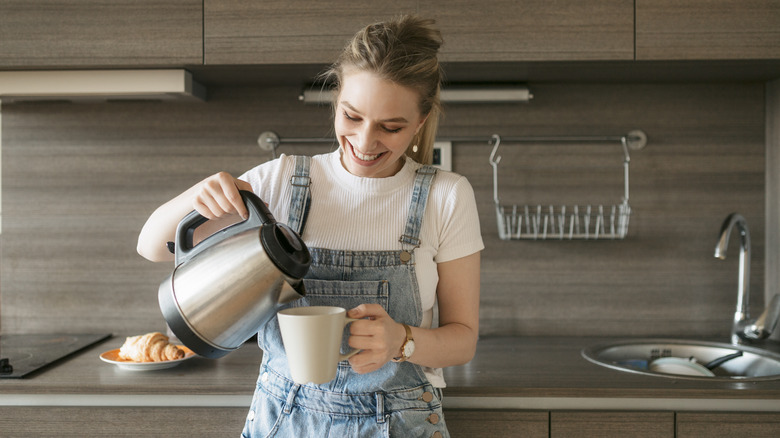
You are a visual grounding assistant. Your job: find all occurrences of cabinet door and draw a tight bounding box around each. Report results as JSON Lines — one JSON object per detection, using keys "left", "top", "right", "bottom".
{"left": 204, "top": 0, "right": 417, "bottom": 65}
{"left": 0, "top": 406, "right": 248, "bottom": 436}
{"left": 636, "top": 0, "right": 780, "bottom": 60}
{"left": 419, "top": 0, "right": 634, "bottom": 61}
{"left": 677, "top": 412, "right": 780, "bottom": 437}
{"left": 0, "top": 0, "right": 202, "bottom": 68}
{"left": 551, "top": 411, "right": 674, "bottom": 438}
{"left": 444, "top": 409, "right": 548, "bottom": 438}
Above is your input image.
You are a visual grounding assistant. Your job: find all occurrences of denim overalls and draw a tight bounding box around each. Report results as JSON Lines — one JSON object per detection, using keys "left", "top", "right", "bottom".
{"left": 241, "top": 156, "right": 449, "bottom": 438}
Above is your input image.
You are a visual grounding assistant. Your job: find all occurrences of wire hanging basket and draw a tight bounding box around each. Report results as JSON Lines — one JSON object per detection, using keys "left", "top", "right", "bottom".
{"left": 489, "top": 131, "right": 645, "bottom": 240}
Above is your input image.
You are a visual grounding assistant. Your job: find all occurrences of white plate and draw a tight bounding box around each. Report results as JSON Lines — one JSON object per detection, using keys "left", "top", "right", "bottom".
{"left": 649, "top": 357, "right": 715, "bottom": 377}
{"left": 99, "top": 346, "right": 195, "bottom": 371}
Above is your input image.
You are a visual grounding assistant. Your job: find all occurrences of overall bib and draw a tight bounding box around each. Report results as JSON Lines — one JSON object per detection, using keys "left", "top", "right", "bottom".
{"left": 241, "top": 156, "right": 448, "bottom": 438}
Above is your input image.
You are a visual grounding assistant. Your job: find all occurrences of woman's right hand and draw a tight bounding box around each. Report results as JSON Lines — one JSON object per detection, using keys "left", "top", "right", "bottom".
{"left": 137, "top": 171, "right": 255, "bottom": 262}
{"left": 193, "top": 172, "right": 254, "bottom": 220}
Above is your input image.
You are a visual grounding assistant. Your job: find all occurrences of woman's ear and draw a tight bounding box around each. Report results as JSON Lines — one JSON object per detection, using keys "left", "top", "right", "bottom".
{"left": 415, "top": 113, "right": 430, "bottom": 134}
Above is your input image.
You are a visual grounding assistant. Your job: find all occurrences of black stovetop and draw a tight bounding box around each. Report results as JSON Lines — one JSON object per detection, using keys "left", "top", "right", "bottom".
{"left": 0, "top": 333, "right": 112, "bottom": 378}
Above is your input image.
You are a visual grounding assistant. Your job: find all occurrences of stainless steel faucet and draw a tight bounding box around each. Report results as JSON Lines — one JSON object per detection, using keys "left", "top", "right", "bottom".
{"left": 715, "top": 213, "right": 780, "bottom": 344}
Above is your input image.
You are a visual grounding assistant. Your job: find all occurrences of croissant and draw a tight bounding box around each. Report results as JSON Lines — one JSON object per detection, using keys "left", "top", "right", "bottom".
{"left": 118, "top": 332, "right": 185, "bottom": 362}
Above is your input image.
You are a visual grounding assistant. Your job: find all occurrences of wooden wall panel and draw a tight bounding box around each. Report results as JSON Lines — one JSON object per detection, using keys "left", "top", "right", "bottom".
{"left": 0, "top": 0, "right": 202, "bottom": 68}
{"left": 205, "top": 0, "right": 633, "bottom": 65}
{"left": 445, "top": 409, "right": 548, "bottom": 438}
{"left": 1, "top": 86, "right": 334, "bottom": 334}
{"left": 767, "top": 79, "right": 780, "bottom": 342}
{"left": 0, "top": 406, "right": 247, "bottom": 436}
{"left": 204, "top": 0, "right": 417, "bottom": 65}
{"left": 551, "top": 411, "right": 674, "bottom": 438}
{"left": 421, "top": 0, "right": 634, "bottom": 61}
{"left": 441, "top": 83, "right": 765, "bottom": 338}
{"left": 0, "top": 82, "right": 766, "bottom": 339}
{"left": 677, "top": 412, "right": 780, "bottom": 437}
{"left": 636, "top": 0, "right": 780, "bottom": 60}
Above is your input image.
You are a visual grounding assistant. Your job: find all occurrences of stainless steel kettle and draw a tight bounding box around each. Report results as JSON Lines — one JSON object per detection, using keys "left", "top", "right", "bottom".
{"left": 158, "top": 190, "right": 311, "bottom": 358}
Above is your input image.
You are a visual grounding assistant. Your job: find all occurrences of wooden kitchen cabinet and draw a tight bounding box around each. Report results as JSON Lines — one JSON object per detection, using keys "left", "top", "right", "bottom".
{"left": 0, "top": 0, "right": 202, "bottom": 68}
{"left": 551, "top": 411, "right": 675, "bottom": 438}
{"left": 0, "top": 406, "right": 249, "bottom": 436}
{"left": 677, "top": 412, "right": 780, "bottom": 437}
{"left": 419, "top": 0, "right": 634, "bottom": 62}
{"left": 204, "top": 0, "right": 633, "bottom": 65}
{"left": 444, "top": 409, "right": 548, "bottom": 438}
{"left": 204, "top": 0, "right": 417, "bottom": 65}
{"left": 636, "top": 0, "right": 780, "bottom": 60}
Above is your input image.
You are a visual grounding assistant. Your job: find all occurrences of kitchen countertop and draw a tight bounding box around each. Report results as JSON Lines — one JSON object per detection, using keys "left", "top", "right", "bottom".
{"left": 2, "top": 336, "right": 780, "bottom": 411}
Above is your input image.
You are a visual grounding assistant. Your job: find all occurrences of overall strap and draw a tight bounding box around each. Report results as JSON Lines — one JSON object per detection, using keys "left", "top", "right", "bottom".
{"left": 399, "top": 165, "right": 438, "bottom": 253}
{"left": 287, "top": 155, "right": 312, "bottom": 235}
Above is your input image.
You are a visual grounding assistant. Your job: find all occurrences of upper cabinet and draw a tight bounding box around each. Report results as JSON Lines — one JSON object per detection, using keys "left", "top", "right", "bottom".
{"left": 0, "top": 0, "right": 202, "bottom": 68}
{"left": 2, "top": 1, "right": 778, "bottom": 73}
{"left": 636, "top": 0, "right": 780, "bottom": 60}
{"left": 204, "top": 0, "right": 417, "bottom": 65}
{"left": 204, "top": 0, "right": 634, "bottom": 65}
{"left": 419, "top": 0, "right": 634, "bottom": 62}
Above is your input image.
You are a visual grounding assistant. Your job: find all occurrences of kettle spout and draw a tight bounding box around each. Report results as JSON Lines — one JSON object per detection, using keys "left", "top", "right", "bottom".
{"left": 278, "top": 278, "right": 306, "bottom": 304}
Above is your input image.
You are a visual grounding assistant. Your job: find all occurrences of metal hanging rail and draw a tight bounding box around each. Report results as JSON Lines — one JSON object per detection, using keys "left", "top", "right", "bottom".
{"left": 257, "top": 132, "right": 336, "bottom": 157}
{"left": 257, "top": 130, "right": 648, "bottom": 153}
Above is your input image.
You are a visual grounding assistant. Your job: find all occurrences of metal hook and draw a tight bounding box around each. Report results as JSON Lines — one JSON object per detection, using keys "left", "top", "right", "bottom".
{"left": 488, "top": 134, "right": 502, "bottom": 166}
{"left": 620, "top": 136, "right": 630, "bottom": 204}
{"left": 619, "top": 135, "right": 631, "bottom": 164}
{"left": 489, "top": 134, "right": 502, "bottom": 205}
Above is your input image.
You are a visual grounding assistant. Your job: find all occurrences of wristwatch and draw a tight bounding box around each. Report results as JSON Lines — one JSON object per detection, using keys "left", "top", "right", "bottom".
{"left": 392, "top": 323, "right": 415, "bottom": 362}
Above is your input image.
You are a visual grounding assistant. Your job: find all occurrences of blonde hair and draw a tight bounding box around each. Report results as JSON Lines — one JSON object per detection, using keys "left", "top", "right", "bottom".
{"left": 323, "top": 15, "right": 444, "bottom": 165}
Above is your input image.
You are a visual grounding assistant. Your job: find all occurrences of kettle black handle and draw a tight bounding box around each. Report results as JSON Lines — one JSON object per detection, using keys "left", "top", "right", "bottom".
{"left": 174, "top": 190, "right": 275, "bottom": 265}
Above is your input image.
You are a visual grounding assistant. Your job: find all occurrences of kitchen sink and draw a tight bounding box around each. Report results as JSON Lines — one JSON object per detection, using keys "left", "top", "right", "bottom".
{"left": 582, "top": 339, "right": 780, "bottom": 381}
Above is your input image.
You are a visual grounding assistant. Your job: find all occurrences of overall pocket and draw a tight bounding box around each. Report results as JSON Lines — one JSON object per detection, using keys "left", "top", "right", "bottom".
{"left": 297, "top": 279, "right": 390, "bottom": 311}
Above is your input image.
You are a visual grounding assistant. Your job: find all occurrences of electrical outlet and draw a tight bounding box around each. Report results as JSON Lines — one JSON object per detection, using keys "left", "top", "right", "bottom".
{"left": 432, "top": 141, "right": 452, "bottom": 171}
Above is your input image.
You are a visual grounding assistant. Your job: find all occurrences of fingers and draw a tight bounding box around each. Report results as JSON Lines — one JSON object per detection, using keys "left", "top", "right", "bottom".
{"left": 234, "top": 178, "right": 253, "bottom": 192}
{"left": 346, "top": 305, "right": 406, "bottom": 374}
{"left": 347, "top": 303, "right": 385, "bottom": 319}
{"left": 348, "top": 333, "right": 390, "bottom": 374}
{"left": 347, "top": 332, "right": 397, "bottom": 374}
{"left": 348, "top": 352, "right": 384, "bottom": 374}
{"left": 195, "top": 183, "right": 231, "bottom": 218}
{"left": 224, "top": 177, "right": 250, "bottom": 219}
{"left": 349, "top": 319, "right": 391, "bottom": 341}
{"left": 193, "top": 172, "right": 250, "bottom": 220}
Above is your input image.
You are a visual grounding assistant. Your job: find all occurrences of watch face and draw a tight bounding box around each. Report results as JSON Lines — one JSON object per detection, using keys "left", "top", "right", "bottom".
{"left": 403, "top": 340, "right": 415, "bottom": 357}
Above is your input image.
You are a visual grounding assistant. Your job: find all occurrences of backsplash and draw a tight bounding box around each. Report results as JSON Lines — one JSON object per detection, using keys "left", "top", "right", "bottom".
{"left": 0, "top": 82, "right": 765, "bottom": 339}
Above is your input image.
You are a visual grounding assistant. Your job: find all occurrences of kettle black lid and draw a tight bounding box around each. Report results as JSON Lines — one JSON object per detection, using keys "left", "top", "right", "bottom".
{"left": 260, "top": 223, "right": 311, "bottom": 279}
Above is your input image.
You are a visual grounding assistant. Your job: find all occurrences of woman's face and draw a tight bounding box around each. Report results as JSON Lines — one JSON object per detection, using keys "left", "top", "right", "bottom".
{"left": 335, "top": 70, "right": 426, "bottom": 178}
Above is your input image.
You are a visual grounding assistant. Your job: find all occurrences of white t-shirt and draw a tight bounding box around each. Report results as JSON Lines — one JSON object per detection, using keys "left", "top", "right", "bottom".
{"left": 240, "top": 150, "right": 484, "bottom": 386}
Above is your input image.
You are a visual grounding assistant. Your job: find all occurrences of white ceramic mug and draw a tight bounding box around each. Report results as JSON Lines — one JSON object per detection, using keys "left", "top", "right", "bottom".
{"left": 277, "top": 306, "right": 360, "bottom": 384}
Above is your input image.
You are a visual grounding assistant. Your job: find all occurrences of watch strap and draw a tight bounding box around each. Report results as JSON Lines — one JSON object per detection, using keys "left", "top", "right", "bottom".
{"left": 392, "top": 323, "right": 414, "bottom": 362}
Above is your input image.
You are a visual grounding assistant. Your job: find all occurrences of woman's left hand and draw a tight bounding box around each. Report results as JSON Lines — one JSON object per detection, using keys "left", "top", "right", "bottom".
{"left": 346, "top": 304, "right": 406, "bottom": 374}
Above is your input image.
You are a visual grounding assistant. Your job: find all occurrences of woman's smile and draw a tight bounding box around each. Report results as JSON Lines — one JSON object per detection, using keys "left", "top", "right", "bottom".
{"left": 349, "top": 142, "right": 383, "bottom": 162}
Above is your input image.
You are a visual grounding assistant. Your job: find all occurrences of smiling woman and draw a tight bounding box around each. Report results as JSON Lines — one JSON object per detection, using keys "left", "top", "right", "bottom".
{"left": 320, "top": 15, "right": 444, "bottom": 170}
{"left": 136, "top": 15, "right": 483, "bottom": 438}
{"left": 335, "top": 71, "right": 427, "bottom": 178}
